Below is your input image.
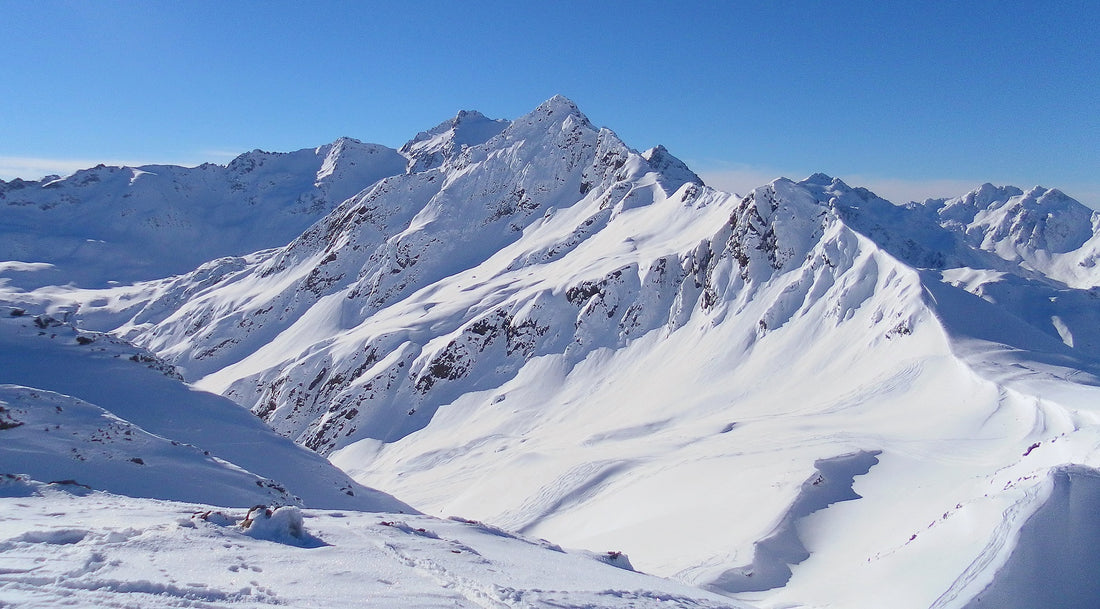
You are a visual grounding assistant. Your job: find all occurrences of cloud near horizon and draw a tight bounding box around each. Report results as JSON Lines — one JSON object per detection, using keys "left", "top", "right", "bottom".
{"left": 696, "top": 166, "right": 1100, "bottom": 210}
{"left": 0, "top": 151, "right": 241, "bottom": 182}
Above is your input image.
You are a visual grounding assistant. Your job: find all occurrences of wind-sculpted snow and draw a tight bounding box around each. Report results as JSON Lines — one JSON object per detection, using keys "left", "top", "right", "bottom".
{"left": 707, "top": 451, "right": 881, "bottom": 594}
{"left": 6, "top": 96, "right": 1100, "bottom": 608}
{"left": 958, "top": 464, "right": 1100, "bottom": 609}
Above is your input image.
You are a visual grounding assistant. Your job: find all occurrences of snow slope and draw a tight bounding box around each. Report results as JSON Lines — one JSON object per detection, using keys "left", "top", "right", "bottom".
{"left": 4, "top": 96, "right": 1100, "bottom": 608}
{"left": 0, "top": 480, "right": 749, "bottom": 609}
{"left": 0, "top": 304, "right": 408, "bottom": 511}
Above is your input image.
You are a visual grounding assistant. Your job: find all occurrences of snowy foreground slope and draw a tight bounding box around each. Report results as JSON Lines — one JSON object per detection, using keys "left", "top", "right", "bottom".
{"left": 3, "top": 96, "right": 1100, "bottom": 608}
{"left": 0, "top": 479, "right": 745, "bottom": 609}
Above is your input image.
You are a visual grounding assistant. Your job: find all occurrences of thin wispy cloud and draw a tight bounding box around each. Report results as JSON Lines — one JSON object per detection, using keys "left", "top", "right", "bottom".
{"left": 693, "top": 163, "right": 798, "bottom": 198}
{"left": 697, "top": 162, "right": 981, "bottom": 203}
{"left": 0, "top": 151, "right": 238, "bottom": 182}
{"left": 199, "top": 150, "right": 246, "bottom": 162}
{"left": 697, "top": 164, "right": 1100, "bottom": 210}
{"left": 0, "top": 157, "right": 116, "bottom": 181}
{"left": 840, "top": 175, "right": 1100, "bottom": 210}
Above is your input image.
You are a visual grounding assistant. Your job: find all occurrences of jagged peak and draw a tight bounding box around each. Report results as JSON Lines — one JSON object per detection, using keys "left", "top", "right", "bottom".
{"left": 317, "top": 136, "right": 399, "bottom": 158}
{"left": 957, "top": 183, "right": 1024, "bottom": 208}
{"left": 226, "top": 148, "right": 284, "bottom": 173}
{"left": 937, "top": 183, "right": 1079, "bottom": 224}
{"left": 1025, "top": 185, "right": 1076, "bottom": 206}
{"left": 537, "top": 94, "right": 582, "bottom": 114}
{"left": 930, "top": 181, "right": 1096, "bottom": 257}
{"left": 400, "top": 109, "right": 509, "bottom": 173}
{"left": 517, "top": 95, "right": 593, "bottom": 129}
{"left": 797, "top": 173, "right": 860, "bottom": 199}
{"left": 1017, "top": 185, "right": 1094, "bottom": 219}
{"left": 332, "top": 135, "right": 363, "bottom": 146}
{"left": 800, "top": 172, "right": 839, "bottom": 187}
{"left": 320, "top": 136, "right": 368, "bottom": 153}
{"left": 642, "top": 145, "right": 704, "bottom": 190}
{"left": 402, "top": 110, "right": 507, "bottom": 150}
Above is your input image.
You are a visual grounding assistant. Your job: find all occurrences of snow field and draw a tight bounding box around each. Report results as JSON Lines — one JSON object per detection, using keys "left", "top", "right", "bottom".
{"left": 0, "top": 483, "right": 750, "bottom": 609}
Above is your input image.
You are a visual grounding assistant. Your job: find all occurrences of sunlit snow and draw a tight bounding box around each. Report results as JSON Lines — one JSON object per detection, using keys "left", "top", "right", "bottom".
{"left": 2, "top": 96, "right": 1099, "bottom": 608}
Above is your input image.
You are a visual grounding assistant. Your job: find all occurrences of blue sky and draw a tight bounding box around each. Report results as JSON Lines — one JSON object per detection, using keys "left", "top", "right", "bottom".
{"left": 3, "top": 1, "right": 1097, "bottom": 206}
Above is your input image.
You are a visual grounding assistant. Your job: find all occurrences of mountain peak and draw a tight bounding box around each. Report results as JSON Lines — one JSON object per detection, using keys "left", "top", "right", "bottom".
{"left": 538, "top": 94, "right": 581, "bottom": 112}
{"left": 802, "top": 172, "right": 836, "bottom": 186}
{"left": 934, "top": 182, "right": 1095, "bottom": 259}
{"left": 798, "top": 173, "right": 856, "bottom": 195}
{"left": 314, "top": 137, "right": 406, "bottom": 189}
{"left": 522, "top": 95, "right": 593, "bottom": 128}
{"left": 400, "top": 109, "right": 509, "bottom": 173}
{"left": 642, "top": 145, "right": 704, "bottom": 191}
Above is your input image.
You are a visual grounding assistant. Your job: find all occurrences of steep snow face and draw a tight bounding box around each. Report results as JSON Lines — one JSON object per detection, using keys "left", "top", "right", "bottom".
{"left": 8, "top": 97, "right": 1100, "bottom": 608}
{"left": 960, "top": 465, "right": 1100, "bottom": 609}
{"left": 0, "top": 139, "right": 406, "bottom": 288}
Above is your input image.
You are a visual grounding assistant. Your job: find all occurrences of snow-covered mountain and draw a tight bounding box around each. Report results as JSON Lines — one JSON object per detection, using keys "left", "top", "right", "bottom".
{"left": 0, "top": 137, "right": 406, "bottom": 288}
{"left": 3, "top": 96, "right": 1100, "bottom": 608}
{"left": 0, "top": 303, "right": 407, "bottom": 511}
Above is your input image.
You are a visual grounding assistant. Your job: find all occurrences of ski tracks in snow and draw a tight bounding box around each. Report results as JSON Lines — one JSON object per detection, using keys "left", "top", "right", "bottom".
{"left": 366, "top": 517, "right": 744, "bottom": 609}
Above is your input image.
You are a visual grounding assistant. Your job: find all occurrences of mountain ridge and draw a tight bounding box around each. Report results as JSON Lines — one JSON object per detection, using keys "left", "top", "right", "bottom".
{"left": 3, "top": 96, "right": 1100, "bottom": 608}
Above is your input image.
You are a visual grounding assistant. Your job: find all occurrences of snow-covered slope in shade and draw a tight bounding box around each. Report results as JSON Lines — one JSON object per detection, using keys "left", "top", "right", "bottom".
{"left": 0, "top": 138, "right": 407, "bottom": 288}
{"left": 0, "top": 481, "right": 750, "bottom": 609}
{"left": 8, "top": 97, "right": 1100, "bottom": 608}
{"left": 0, "top": 305, "right": 409, "bottom": 511}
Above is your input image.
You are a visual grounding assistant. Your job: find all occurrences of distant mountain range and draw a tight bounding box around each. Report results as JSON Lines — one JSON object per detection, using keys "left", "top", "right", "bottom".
{"left": 3, "top": 96, "right": 1098, "bottom": 609}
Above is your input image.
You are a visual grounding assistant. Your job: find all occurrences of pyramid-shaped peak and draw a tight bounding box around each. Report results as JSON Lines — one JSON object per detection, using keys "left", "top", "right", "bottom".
{"left": 401, "top": 109, "right": 510, "bottom": 173}
{"left": 642, "top": 145, "right": 703, "bottom": 190}
{"left": 403, "top": 110, "right": 508, "bottom": 150}
{"left": 799, "top": 173, "right": 859, "bottom": 192}
{"left": 539, "top": 94, "right": 579, "bottom": 111}
{"left": 525, "top": 95, "right": 592, "bottom": 126}
{"left": 802, "top": 172, "right": 837, "bottom": 186}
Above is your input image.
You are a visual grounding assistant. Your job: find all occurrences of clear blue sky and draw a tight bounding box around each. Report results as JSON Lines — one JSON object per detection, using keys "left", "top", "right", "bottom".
{"left": 3, "top": 1, "right": 1097, "bottom": 206}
